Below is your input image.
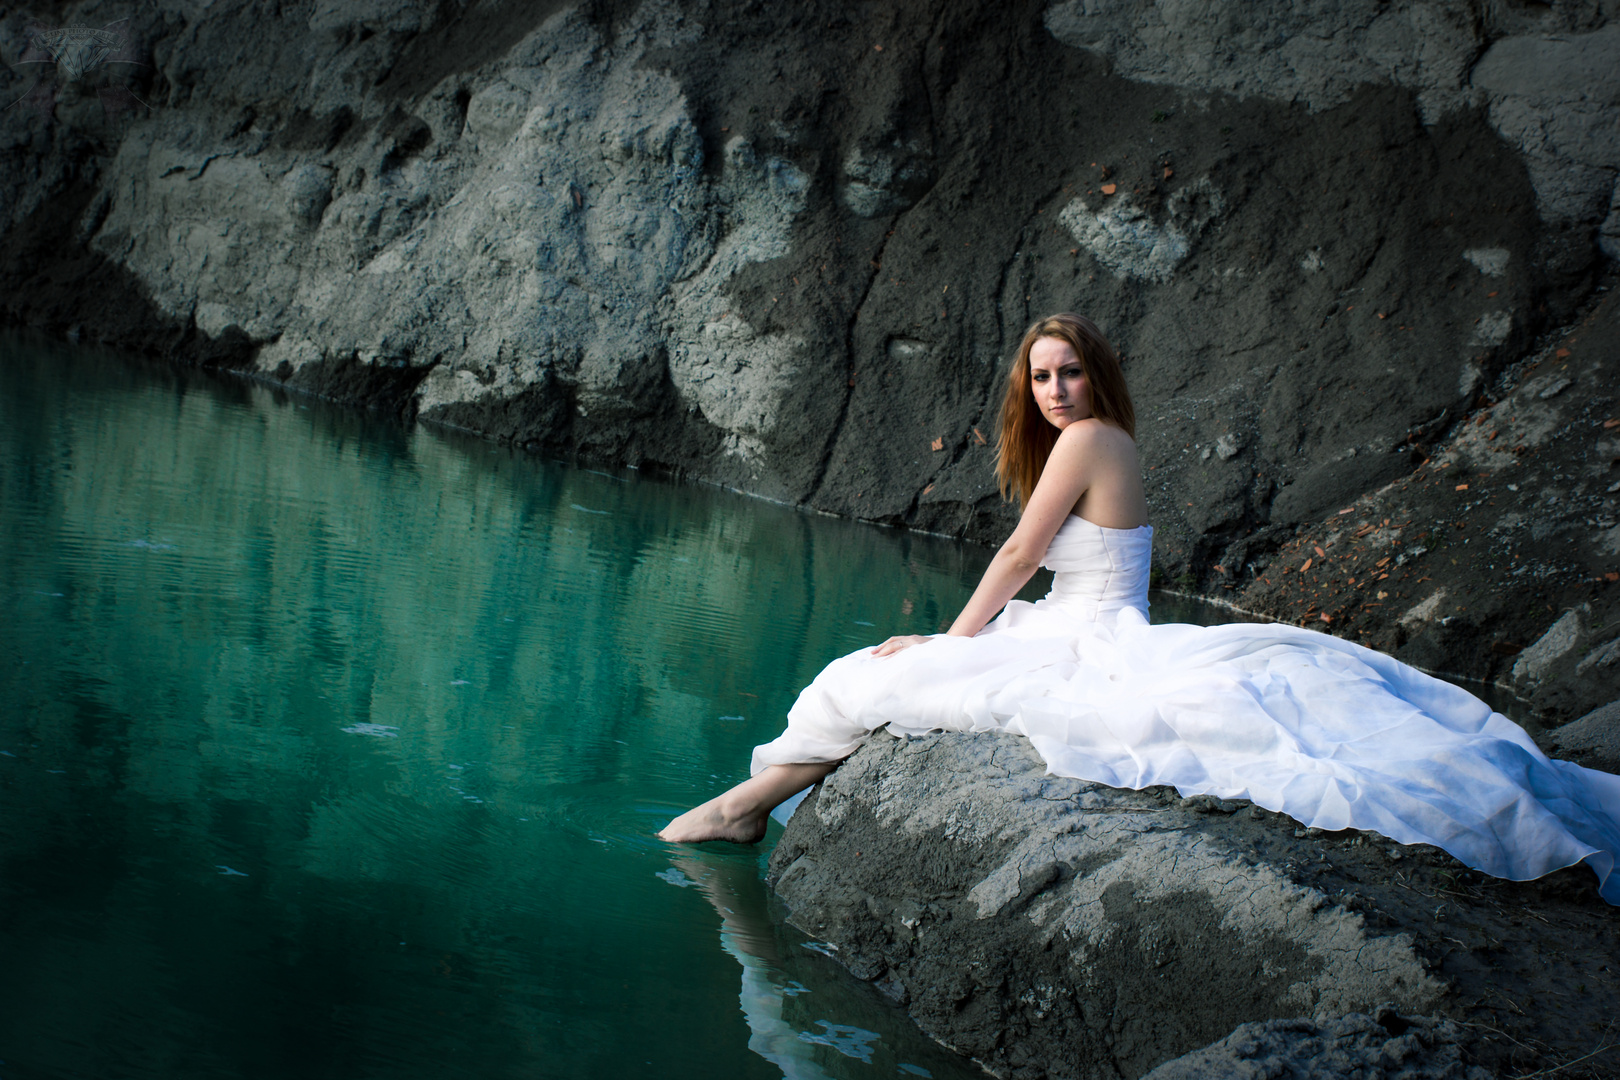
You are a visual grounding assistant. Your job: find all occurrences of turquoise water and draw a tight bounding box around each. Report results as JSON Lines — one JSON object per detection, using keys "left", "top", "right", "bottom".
{"left": 1, "top": 336, "right": 1030, "bottom": 1080}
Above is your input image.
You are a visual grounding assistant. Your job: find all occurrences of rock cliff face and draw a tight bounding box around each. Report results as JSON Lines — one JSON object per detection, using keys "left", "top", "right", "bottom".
{"left": 1, "top": 1, "right": 1617, "bottom": 710}
{"left": 769, "top": 732, "right": 1620, "bottom": 1079}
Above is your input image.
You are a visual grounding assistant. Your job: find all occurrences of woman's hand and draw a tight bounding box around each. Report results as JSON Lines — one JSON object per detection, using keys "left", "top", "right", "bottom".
{"left": 871, "top": 634, "right": 933, "bottom": 658}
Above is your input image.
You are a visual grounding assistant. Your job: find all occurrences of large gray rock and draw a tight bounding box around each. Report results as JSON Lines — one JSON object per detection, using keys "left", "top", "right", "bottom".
{"left": 769, "top": 731, "right": 1620, "bottom": 1079}
{"left": 1471, "top": 23, "right": 1620, "bottom": 227}
{"left": 768, "top": 732, "right": 1444, "bottom": 1078}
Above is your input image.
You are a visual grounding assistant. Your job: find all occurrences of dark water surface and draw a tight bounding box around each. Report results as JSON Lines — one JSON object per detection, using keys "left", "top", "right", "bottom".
{"left": 0, "top": 336, "right": 1411, "bottom": 1079}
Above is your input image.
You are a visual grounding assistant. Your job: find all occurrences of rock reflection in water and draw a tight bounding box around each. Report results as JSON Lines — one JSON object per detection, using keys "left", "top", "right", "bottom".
{"left": 0, "top": 334, "right": 999, "bottom": 1079}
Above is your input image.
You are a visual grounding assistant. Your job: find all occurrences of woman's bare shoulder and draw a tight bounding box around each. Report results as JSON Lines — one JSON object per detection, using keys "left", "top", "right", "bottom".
{"left": 1058, "top": 418, "right": 1138, "bottom": 454}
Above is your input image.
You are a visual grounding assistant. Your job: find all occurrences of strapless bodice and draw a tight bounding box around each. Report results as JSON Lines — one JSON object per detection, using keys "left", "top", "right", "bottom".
{"left": 1039, "top": 515, "right": 1153, "bottom": 622}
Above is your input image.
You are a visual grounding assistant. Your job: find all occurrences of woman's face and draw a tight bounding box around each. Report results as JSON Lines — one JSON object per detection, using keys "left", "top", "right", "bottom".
{"left": 1028, "top": 336, "right": 1092, "bottom": 430}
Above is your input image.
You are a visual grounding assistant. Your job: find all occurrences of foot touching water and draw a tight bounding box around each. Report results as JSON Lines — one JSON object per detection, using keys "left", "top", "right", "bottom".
{"left": 658, "top": 792, "right": 768, "bottom": 844}
{"left": 659, "top": 761, "right": 839, "bottom": 844}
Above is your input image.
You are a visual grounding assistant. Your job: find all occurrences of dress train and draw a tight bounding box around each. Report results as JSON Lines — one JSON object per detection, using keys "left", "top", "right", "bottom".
{"left": 753, "top": 515, "right": 1620, "bottom": 903}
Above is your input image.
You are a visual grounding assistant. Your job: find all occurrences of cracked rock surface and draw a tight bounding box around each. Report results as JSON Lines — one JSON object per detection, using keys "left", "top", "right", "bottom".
{"left": 769, "top": 731, "right": 1620, "bottom": 1079}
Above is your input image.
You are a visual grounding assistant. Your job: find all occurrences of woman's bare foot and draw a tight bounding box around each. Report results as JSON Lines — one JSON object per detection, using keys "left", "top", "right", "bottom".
{"left": 658, "top": 792, "right": 767, "bottom": 844}
{"left": 658, "top": 761, "right": 839, "bottom": 844}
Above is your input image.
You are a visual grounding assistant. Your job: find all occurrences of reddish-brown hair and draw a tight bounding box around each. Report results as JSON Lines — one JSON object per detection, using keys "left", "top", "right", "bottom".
{"left": 995, "top": 313, "right": 1136, "bottom": 508}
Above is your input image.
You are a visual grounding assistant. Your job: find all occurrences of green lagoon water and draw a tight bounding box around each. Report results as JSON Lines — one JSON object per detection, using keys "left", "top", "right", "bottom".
{"left": 0, "top": 336, "right": 1278, "bottom": 1079}
{"left": 0, "top": 337, "right": 1029, "bottom": 1080}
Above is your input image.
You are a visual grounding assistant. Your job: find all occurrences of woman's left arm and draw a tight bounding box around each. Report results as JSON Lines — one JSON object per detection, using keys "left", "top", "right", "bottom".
{"left": 872, "top": 423, "right": 1103, "bottom": 656}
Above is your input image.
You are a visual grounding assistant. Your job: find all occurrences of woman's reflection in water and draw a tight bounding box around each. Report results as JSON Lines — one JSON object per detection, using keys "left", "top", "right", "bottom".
{"left": 669, "top": 849, "right": 842, "bottom": 1079}
{"left": 665, "top": 838, "right": 969, "bottom": 1077}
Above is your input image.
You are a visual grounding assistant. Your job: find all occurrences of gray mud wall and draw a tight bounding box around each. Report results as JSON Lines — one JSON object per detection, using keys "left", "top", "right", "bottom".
{"left": 2, "top": 0, "right": 1619, "bottom": 716}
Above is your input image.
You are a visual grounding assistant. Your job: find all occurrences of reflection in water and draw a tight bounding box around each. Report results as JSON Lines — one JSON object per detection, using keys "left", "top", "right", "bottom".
{"left": 0, "top": 335, "right": 992, "bottom": 1079}
{"left": 675, "top": 851, "right": 835, "bottom": 1080}
{"left": 666, "top": 849, "right": 963, "bottom": 1080}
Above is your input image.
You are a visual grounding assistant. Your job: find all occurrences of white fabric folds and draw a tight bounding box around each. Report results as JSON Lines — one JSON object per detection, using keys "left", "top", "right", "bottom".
{"left": 752, "top": 515, "right": 1620, "bottom": 904}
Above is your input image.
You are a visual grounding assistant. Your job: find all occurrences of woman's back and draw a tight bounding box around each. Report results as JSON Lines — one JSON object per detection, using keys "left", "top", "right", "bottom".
{"left": 1062, "top": 419, "right": 1150, "bottom": 530}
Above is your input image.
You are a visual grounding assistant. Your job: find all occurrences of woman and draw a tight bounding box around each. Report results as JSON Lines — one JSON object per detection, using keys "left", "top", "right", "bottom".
{"left": 660, "top": 315, "right": 1620, "bottom": 906}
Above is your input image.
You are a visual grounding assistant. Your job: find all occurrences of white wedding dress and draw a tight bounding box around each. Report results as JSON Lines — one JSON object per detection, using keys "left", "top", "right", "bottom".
{"left": 754, "top": 514, "right": 1620, "bottom": 904}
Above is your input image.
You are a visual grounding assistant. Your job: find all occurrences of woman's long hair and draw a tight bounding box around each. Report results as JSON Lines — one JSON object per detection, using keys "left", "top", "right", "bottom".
{"left": 995, "top": 313, "right": 1136, "bottom": 509}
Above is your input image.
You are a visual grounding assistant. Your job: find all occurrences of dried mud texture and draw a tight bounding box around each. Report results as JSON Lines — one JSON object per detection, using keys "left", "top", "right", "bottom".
{"left": 769, "top": 732, "right": 1620, "bottom": 1080}
{"left": 1141, "top": 1013, "right": 1488, "bottom": 1080}
{"left": 1233, "top": 284, "right": 1620, "bottom": 722}
{"left": 1547, "top": 700, "right": 1620, "bottom": 775}
{"left": 0, "top": 0, "right": 1618, "bottom": 715}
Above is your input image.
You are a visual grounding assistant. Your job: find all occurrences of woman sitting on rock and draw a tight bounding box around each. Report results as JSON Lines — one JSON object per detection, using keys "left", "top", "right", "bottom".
{"left": 660, "top": 313, "right": 1620, "bottom": 905}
